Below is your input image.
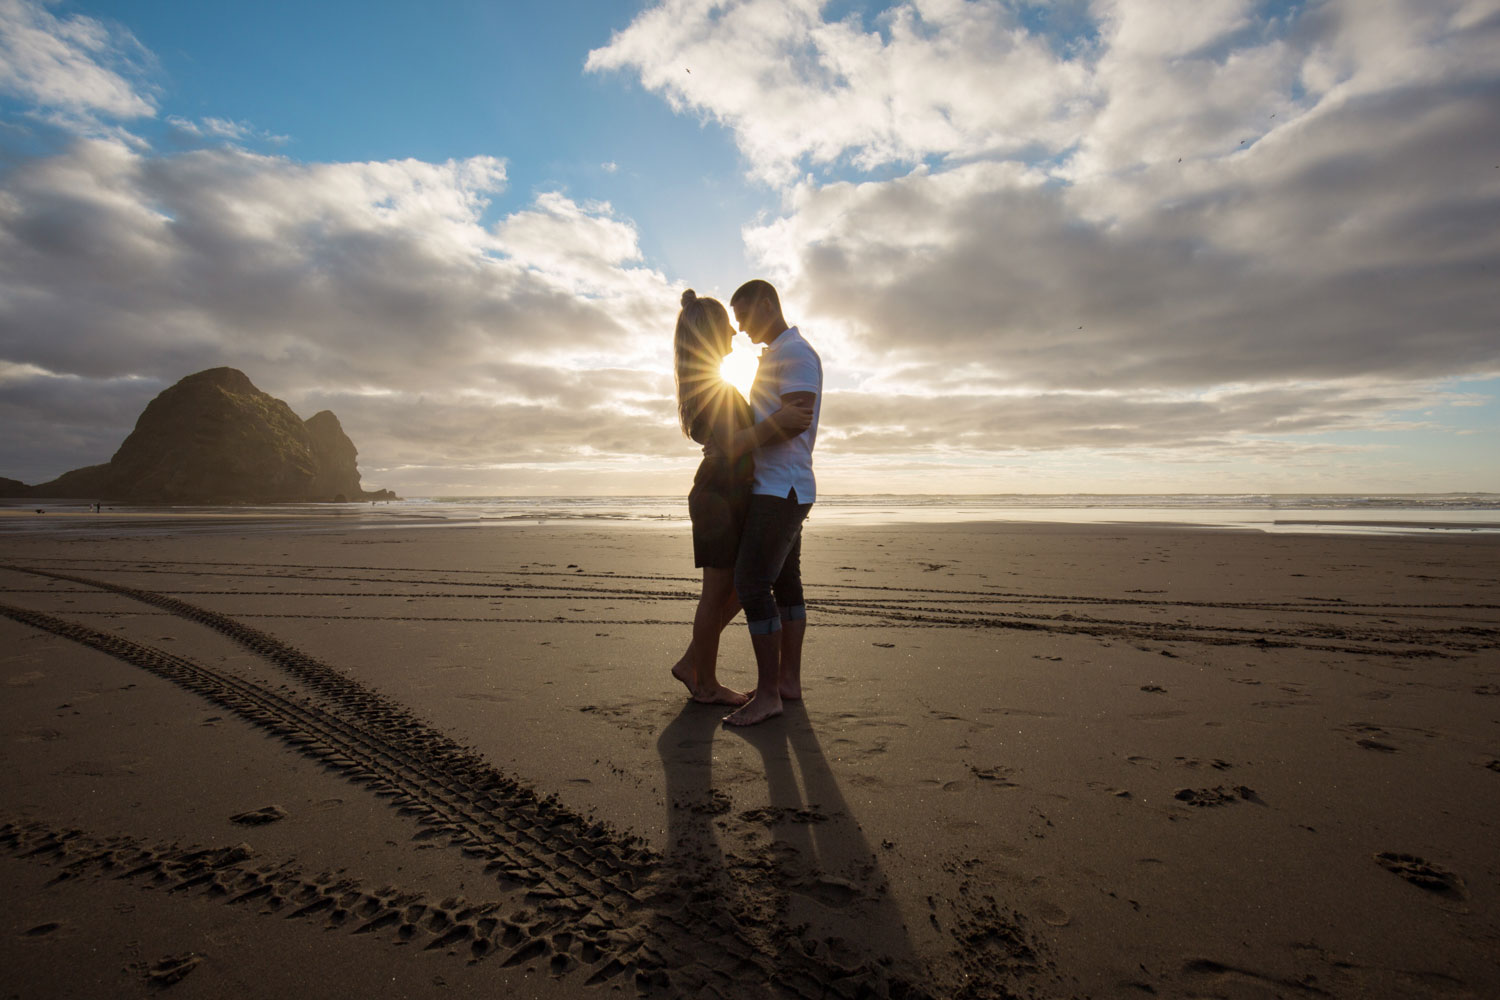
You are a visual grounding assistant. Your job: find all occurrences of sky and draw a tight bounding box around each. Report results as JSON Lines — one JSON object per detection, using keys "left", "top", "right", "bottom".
{"left": 1, "top": 0, "right": 1497, "bottom": 497}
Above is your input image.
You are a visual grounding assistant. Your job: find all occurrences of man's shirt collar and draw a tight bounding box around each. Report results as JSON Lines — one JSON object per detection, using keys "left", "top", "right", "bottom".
{"left": 760, "top": 325, "right": 799, "bottom": 356}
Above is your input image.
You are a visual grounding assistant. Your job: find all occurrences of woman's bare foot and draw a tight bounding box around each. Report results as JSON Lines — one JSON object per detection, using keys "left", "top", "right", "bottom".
{"left": 671, "top": 657, "right": 697, "bottom": 697}
{"left": 693, "top": 684, "right": 750, "bottom": 707}
{"left": 723, "top": 693, "right": 783, "bottom": 726}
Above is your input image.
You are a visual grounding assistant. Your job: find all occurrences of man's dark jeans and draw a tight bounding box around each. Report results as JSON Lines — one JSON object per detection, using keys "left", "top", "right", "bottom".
{"left": 734, "top": 490, "right": 811, "bottom": 634}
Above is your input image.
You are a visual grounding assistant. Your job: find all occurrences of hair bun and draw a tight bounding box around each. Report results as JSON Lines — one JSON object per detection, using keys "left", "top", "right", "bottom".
{"left": 680, "top": 289, "right": 697, "bottom": 308}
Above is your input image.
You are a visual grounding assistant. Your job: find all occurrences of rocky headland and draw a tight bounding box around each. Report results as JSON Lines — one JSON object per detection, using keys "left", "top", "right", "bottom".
{"left": 2, "top": 368, "right": 397, "bottom": 504}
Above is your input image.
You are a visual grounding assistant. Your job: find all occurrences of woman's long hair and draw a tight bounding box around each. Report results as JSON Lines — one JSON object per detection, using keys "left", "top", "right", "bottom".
{"left": 674, "top": 289, "right": 731, "bottom": 439}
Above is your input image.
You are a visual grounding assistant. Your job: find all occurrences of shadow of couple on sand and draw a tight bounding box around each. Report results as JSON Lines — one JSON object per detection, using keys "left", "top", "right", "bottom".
{"left": 646, "top": 700, "right": 933, "bottom": 999}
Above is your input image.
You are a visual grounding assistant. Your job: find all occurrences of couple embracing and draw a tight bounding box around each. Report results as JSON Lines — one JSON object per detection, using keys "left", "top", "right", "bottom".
{"left": 669, "top": 280, "right": 821, "bottom": 727}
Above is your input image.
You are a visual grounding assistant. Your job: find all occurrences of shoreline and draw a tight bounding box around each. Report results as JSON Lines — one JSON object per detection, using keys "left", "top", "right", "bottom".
{"left": 4, "top": 503, "right": 1499, "bottom": 537}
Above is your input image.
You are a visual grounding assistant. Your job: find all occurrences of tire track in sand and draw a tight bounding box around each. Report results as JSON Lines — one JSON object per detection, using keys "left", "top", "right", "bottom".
{"left": 14, "top": 560, "right": 1491, "bottom": 657}
{"left": 0, "top": 820, "right": 549, "bottom": 965}
{"left": 2, "top": 575, "right": 1030, "bottom": 998}
{"left": 0, "top": 599, "right": 675, "bottom": 983}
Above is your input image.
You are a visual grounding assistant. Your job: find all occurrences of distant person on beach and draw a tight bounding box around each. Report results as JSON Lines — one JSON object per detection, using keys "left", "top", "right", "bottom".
{"left": 722, "top": 279, "right": 822, "bottom": 727}
{"left": 669, "top": 289, "right": 812, "bottom": 707}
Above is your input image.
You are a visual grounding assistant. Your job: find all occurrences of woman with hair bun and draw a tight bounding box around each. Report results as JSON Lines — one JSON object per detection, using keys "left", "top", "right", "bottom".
{"left": 668, "top": 288, "right": 810, "bottom": 705}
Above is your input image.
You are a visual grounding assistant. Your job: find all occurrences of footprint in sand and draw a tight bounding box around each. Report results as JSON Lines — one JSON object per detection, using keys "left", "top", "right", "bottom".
{"left": 143, "top": 953, "right": 201, "bottom": 988}
{"left": 1175, "top": 757, "right": 1233, "bottom": 770}
{"left": 1374, "top": 853, "right": 1466, "bottom": 899}
{"left": 1173, "top": 786, "right": 1258, "bottom": 807}
{"left": 1087, "top": 781, "right": 1132, "bottom": 799}
{"left": 795, "top": 876, "right": 862, "bottom": 908}
{"left": 230, "top": 805, "right": 288, "bottom": 826}
{"left": 680, "top": 790, "right": 730, "bottom": 815}
{"left": 969, "top": 764, "right": 1019, "bottom": 787}
{"left": 738, "top": 806, "right": 829, "bottom": 825}
{"left": 1346, "top": 722, "right": 1399, "bottom": 753}
{"left": 1034, "top": 900, "right": 1071, "bottom": 927}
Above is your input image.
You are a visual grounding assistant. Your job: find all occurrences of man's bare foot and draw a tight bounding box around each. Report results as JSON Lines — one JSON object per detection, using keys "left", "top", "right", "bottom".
{"left": 778, "top": 680, "right": 802, "bottom": 700}
{"left": 694, "top": 684, "right": 750, "bottom": 707}
{"left": 670, "top": 657, "right": 697, "bottom": 697}
{"left": 723, "top": 693, "right": 783, "bottom": 726}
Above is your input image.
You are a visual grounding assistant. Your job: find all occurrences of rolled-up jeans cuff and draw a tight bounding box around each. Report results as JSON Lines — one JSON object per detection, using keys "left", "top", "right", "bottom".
{"left": 778, "top": 604, "right": 807, "bottom": 621}
{"left": 747, "top": 616, "right": 782, "bottom": 636}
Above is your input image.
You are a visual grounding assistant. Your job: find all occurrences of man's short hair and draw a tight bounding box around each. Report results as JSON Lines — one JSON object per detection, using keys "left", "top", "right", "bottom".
{"left": 731, "top": 279, "right": 780, "bottom": 312}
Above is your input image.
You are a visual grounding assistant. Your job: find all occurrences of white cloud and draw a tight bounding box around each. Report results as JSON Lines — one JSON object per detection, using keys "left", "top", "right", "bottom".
{"left": 745, "top": 83, "right": 1500, "bottom": 392}
{"left": 201, "top": 116, "right": 252, "bottom": 140}
{"left": 0, "top": 137, "right": 683, "bottom": 483}
{"left": 0, "top": 0, "right": 156, "bottom": 128}
{"left": 495, "top": 191, "right": 651, "bottom": 293}
{"left": 819, "top": 379, "right": 1473, "bottom": 454}
{"left": 588, "top": 0, "right": 1500, "bottom": 486}
{"left": 165, "top": 114, "right": 289, "bottom": 145}
{"left": 1061, "top": 0, "right": 1500, "bottom": 219}
{"left": 588, "top": 0, "right": 1096, "bottom": 184}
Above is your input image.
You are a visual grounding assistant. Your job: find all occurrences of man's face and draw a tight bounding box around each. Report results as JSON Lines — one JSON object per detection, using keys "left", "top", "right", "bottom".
{"left": 733, "top": 297, "right": 768, "bottom": 344}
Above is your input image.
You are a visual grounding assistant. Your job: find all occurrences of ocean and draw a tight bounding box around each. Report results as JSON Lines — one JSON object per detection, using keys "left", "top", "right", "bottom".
{"left": 5, "top": 494, "right": 1499, "bottom": 536}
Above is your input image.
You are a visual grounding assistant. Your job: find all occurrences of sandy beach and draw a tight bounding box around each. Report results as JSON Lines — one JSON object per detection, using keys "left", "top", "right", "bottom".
{"left": 2, "top": 517, "right": 1497, "bottom": 998}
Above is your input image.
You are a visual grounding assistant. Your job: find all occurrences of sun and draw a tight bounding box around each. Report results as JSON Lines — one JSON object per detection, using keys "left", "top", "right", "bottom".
{"left": 719, "top": 337, "right": 759, "bottom": 400}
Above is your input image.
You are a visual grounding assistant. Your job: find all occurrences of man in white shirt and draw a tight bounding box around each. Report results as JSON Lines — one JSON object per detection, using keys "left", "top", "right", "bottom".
{"left": 724, "top": 280, "right": 822, "bottom": 727}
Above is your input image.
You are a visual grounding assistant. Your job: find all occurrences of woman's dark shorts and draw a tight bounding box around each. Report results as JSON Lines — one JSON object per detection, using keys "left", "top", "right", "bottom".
{"left": 689, "top": 481, "right": 749, "bottom": 569}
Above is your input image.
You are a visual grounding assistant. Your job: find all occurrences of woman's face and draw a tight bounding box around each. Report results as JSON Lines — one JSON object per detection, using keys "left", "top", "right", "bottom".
{"left": 718, "top": 313, "right": 737, "bottom": 357}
